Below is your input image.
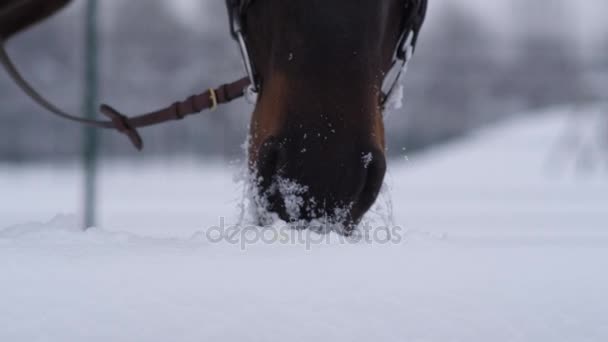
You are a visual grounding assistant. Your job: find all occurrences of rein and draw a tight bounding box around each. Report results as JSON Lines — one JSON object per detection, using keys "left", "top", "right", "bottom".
{"left": 1, "top": 0, "right": 426, "bottom": 151}
{"left": 0, "top": 42, "right": 250, "bottom": 150}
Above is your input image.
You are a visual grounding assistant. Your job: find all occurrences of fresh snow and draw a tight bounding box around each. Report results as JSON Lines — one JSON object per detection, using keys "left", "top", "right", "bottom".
{"left": 1, "top": 107, "right": 608, "bottom": 341}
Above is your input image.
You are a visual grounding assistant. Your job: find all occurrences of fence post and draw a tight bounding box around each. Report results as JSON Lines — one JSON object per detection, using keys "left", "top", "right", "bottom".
{"left": 82, "top": 0, "right": 99, "bottom": 230}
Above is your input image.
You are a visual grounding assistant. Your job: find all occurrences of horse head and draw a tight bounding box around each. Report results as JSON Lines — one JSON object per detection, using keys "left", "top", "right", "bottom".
{"left": 236, "top": 0, "right": 427, "bottom": 229}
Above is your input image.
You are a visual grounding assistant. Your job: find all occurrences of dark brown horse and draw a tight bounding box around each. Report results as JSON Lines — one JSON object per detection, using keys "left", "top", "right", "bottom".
{"left": 233, "top": 0, "right": 427, "bottom": 229}
{"left": 1, "top": 0, "right": 427, "bottom": 231}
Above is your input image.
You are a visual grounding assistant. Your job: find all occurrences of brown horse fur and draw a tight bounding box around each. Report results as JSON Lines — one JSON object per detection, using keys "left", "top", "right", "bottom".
{"left": 0, "top": 0, "right": 72, "bottom": 41}
{"left": 244, "top": 0, "right": 410, "bottom": 229}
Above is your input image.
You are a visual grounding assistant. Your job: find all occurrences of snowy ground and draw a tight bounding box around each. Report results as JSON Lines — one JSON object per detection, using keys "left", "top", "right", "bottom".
{"left": 1, "top": 107, "right": 608, "bottom": 341}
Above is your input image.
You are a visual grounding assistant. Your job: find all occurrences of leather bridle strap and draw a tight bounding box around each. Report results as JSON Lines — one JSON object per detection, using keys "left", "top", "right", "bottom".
{"left": 99, "top": 77, "right": 251, "bottom": 150}
{"left": 0, "top": 42, "right": 250, "bottom": 150}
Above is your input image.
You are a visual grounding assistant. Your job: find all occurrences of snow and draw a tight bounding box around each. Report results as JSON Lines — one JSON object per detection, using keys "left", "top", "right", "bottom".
{"left": 362, "top": 152, "right": 374, "bottom": 169}
{"left": 1, "top": 107, "right": 608, "bottom": 341}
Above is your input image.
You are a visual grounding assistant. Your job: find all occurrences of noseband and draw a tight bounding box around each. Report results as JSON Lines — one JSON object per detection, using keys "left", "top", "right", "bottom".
{"left": 0, "top": 0, "right": 427, "bottom": 150}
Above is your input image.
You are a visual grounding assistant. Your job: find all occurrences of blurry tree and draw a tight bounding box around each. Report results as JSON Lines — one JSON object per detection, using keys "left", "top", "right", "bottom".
{"left": 98, "top": 0, "right": 247, "bottom": 158}
{"left": 391, "top": 3, "right": 498, "bottom": 152}
{"left": 511, "top": 38, "right": 587, "bottom": 105}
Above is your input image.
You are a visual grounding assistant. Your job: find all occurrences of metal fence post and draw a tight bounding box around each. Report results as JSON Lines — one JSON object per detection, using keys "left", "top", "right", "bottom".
{"left": 83, "top": 0, "right": 99, "bottom": 230}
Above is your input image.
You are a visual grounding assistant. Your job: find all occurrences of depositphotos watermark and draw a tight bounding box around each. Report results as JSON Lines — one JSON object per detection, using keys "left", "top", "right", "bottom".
{"left": 203, "top": 218, "right": 408, "bottom": 250}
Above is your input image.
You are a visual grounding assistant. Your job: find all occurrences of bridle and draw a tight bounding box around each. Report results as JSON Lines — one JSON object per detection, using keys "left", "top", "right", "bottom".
{"left": 0, "top": 0, "right": 427, "bottom": 150}
{"left": 381, "top": 0, "right": 428, "bottom": 104}
{"left": 226, "top": 0, "right": 259, "bottom": 102}
{"left": 226, "top": 0, "right": 428, "bottom": 105}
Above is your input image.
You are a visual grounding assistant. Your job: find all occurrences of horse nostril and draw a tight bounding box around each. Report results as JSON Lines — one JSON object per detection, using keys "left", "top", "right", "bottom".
{"left": 353, "top": 150, "right": 387, "bottom": 222}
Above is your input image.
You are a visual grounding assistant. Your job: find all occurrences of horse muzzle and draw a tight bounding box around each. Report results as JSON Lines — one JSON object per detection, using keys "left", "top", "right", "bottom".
{"left": 252, "top": 136, "right": 386, "bottom": 231}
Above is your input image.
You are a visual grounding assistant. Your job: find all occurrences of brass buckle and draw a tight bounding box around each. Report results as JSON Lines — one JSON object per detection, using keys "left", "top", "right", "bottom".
{"left": 209, "top": 88, "right": 218, "bottom": 111}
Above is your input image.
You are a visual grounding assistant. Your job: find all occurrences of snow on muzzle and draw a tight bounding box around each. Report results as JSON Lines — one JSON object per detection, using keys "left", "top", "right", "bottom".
{"left": 252, "top": 136, "right": 386, "bottom": 232}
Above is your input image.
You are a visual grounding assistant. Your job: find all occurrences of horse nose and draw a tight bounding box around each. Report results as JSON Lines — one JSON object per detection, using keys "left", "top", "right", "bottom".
{"left": 351, "top": 150, "right": 387, "bottom": 224}
{"left": 253, "top": 137, "right": 386, "bottom": 228}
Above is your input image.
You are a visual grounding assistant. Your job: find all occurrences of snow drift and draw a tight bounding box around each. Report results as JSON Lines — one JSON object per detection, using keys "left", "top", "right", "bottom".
{"left": 1, "top": 107, "right": 607, "bottom": 341}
